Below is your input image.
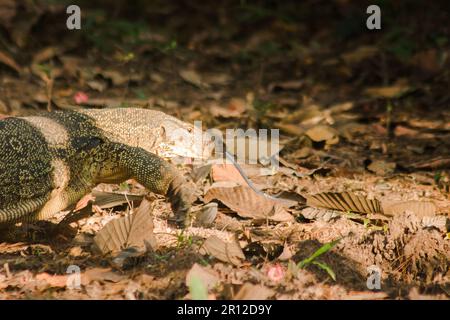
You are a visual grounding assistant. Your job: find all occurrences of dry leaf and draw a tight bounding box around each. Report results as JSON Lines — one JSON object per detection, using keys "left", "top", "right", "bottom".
{"left": 83, "top": 268, "right": 125, "bottom": 284}
{"left": 93, "top": 199, "right": 156, "bottom": 255}
{"left": 100, "top": 70, "right": 129, "bottom": 86}
{"left": 204, "top": 185, "right": 293, "bottom": 222}
{"left": 268, "top": 80, "right": 303, "bottom": 92}
{"left": 179, "top": 69, "right": 209, "bottom": 88}
{"left": 211, "top": 164, "right": 247, "bottom": 185}
{"left": 344, "top": 291, "right": 388, "bottom": 300}
{"left": 367, "top": 160, "right": 396, "bottom": 176}
{"left": 195, "top": 203, "right": 218, "bottom": 226}
{"left": 205, "top": 73, "right": 231, "bottom": 86}
{"left": 421, "top": 216, "right": 447, "bottom": 232}
{"left": 32, "top": 46, "right": 61, "bottom": 64}
{"left": 365, "top": 85, "right": 411, "bottom": 98}
{"left": 210, "top": 98, "right": 247, "bottom": 118}
{"left": 410, "top": 157, "right": 450, "bottom": 170}
{"left": 199, "top": 235, "right": 245, "bottom": 266}
{"left": 190, "top": 164, "right": 212, "bottom": 183}
{"left": 306, "top": 192, "right": 382, "bottom": 215}
{"left": 87, "top": 80, "right": 107, "bottom": 92}
{"left": 301, "top": 207, "right": 341, "bottom": 222}
{"left": 382, "top": 200, "right": 436, "bottom": 217}
{"left": 59, "top": 55, "right": 82, "bottom": 78}
{"left": 186, "top": 263, "right": 220, "bottom": 290}
{"left": 35, "top": 273, "right": 68, "bottom": 288}
{"left": 0, "top": 50, "right": 22, "bottom": 73}
{"left": 234, "top": 283, "right": 274, "bottom": 300}
{"left": 305, "top": 125, "right": 339, "bottom": 144}
{"left": 341, "top": 46, "right": 378, "bottom": 64}
{"left": 91, "top": 191, "right": 143, "bottom": 209}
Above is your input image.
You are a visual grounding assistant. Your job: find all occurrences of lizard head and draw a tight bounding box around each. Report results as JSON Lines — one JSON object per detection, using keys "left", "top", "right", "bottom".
{"left": 157, "top": 117, "right": 215, "bottom": 160}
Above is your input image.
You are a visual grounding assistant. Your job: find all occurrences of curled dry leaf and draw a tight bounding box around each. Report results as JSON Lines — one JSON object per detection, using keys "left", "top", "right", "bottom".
{"left": 204, "top": 185, "right": 294, "bottom": 222}
{"left": 195, "top": 202, "right": 218, "bottom": 226}
{"left": 93, "top": 198, "right": 157, "bottom": 255}
{"left": 306, "top": 192, "right": 382, "bottom": 215}
{"left": 199, "top": 235, "right": 245, "bottom": 266}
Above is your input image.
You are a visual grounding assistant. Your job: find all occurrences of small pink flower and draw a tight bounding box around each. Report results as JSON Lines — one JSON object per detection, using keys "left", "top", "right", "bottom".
{"left": 267, "top": 264, "right": 284, "bottom": 282}
{"left": 74, "top": 91, "right": 89, "bottom": 104}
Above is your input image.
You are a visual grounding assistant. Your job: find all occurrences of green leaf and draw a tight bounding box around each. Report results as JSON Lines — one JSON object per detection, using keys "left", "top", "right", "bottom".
{"left": 188, "top": 275, "right": 208, "bottom": 300}
{"left": 312, "top": 261, "right": 336, "bottom": 281}
{"left": 298, "top": 238, "right": 341, "bottom": 268}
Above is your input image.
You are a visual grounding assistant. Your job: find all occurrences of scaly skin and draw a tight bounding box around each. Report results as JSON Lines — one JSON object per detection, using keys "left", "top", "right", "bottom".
{"left": 0, "top": 108, "right": 212, "bottom": 227}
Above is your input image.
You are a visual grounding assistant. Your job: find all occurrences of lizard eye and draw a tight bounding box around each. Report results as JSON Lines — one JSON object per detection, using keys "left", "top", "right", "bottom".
{"left": 187, "top": 127, "right": 193, "bottom": 133}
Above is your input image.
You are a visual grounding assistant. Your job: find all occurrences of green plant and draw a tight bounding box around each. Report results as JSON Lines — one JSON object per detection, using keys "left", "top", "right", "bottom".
{"left": 252, "top": 99, "right": 276, "bottom": 119}
{"left": 297, "top": 239, "right": 341, "bottom": 281}
{"left": 176, "top": 230, "right": 194, "bottom": 249}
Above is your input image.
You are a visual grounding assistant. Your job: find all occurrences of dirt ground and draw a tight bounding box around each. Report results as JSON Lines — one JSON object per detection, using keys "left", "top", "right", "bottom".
{"left": 0, "top": 1, "right": 449, "bottom": 299}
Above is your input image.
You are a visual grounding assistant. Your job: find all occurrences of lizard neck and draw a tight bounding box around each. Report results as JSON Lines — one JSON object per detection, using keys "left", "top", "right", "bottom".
{"left": 79, "top": 108, "right": 166, "bottom": 153}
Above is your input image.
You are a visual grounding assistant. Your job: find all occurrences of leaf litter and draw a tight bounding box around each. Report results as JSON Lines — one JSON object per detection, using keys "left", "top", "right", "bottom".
{"left": 0, "top": 1, "right": 449, "bottom": 300}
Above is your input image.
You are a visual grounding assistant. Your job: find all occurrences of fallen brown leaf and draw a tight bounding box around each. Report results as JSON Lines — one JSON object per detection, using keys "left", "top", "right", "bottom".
{"left": 211, "top": 163, "right": 247, "bottom": 185}
{"left": 204, "top": 185, "right": 293, "bottom": 222}
{"left": 305, "top": 125, "right": 339, "bottom": 145}
{"left": 365, "top": 84, "right": 412, "bottom": 99}
{"left": 83, "top": 268, "right": 125, "bottom": 284}
{"left": 341, "top": 46, "right": 378, "bottom": 64}
{"left": 179, "top": 69, "right": 209, "bottom": 88}
{"left": 306, "top": 192, "right": 382, "bottom": 215}
{"left": 194, "top": 203, "right": 218, "bottom": 226}
{"left": 35, "top": 273, "right": 68, "bottom": 288}
{"left": 186, "top": 263, "right": 220, "bottom": 290}
{"left": 93, "top": 198, "right": 156, "bottom": 255}
{"left": 367, "top": 160, "right": 396, "bottom": 176}
{"left": 382, "top": 200, "right": 436, "bottom": 217}
{"left": 199, "top": 235, "right": 245, "bottom": 266}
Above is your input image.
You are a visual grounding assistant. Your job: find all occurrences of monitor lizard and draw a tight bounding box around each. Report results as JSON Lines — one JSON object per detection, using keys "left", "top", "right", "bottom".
{"left": 0, "top": 107, "right": 284, "bottom": 229}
